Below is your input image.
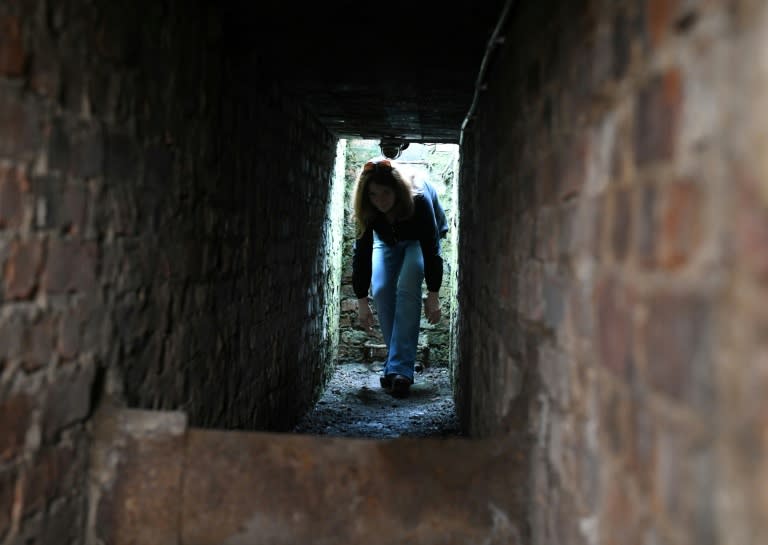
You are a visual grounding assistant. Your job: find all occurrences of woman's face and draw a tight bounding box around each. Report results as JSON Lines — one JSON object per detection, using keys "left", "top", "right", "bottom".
{"left": 368, "top": 182, "right": 396, "bottom": 214}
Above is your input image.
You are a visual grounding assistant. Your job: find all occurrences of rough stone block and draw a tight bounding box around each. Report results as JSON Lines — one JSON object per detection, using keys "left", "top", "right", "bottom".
{"left": 182, "top": 430, "right": 526, "bottom": 545}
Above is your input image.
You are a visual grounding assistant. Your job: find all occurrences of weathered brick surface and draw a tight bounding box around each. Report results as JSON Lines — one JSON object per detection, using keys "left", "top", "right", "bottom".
{"left": 0, "top": 163, "right": 27, "bottom": 228}
{"left": 2, "top": 237, "right": 43, "bottom": 299}
{"left": 1, "top": 1, "right": 341, "bottom": 543}
{"left": 458, "top": 1, "right": 767, "bottom": 544}
{"left": 0, "top": 393, "right": 32, "bottom": 463}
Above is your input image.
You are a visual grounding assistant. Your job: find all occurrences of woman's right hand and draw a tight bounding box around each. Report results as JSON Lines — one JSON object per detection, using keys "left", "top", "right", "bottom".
{"left": 358, "top": 298, "right": 375, "bottom": 331}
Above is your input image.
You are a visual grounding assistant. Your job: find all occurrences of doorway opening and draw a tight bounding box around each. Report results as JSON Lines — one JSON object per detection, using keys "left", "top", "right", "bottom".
{"left": 293, "top": 138, "right": 462, "bottom": 438}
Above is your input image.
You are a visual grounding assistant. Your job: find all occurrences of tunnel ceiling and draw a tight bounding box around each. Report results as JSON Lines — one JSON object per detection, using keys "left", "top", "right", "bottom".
{"left": 221, "top": 1, "right": 506, "bottom": 143}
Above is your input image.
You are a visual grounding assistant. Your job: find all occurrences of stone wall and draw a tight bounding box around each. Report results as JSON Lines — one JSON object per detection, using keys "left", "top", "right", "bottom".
{"left": 457, "top": 0, "right": 768, "bottom": 543}
{"left": 0, "top": 1, "right": 339, "bottom": 542}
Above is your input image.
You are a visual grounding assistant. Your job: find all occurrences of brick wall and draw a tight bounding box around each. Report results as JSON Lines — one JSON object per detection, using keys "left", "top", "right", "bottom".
{"left": 0, "top": 1, "right": 339, "bottom": 542}
{"left": 458, "top": 0, "right": 768, "bottom": 543}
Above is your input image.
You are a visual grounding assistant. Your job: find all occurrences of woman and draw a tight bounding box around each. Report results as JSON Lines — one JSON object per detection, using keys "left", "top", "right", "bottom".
{"left": 352, "top": 159, "right": 443, "bottom": 399}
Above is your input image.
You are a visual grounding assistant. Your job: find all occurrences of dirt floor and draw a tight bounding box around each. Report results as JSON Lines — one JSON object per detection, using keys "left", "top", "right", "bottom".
{"left": 292, "top": 362, "right": 462, "bottom": 439}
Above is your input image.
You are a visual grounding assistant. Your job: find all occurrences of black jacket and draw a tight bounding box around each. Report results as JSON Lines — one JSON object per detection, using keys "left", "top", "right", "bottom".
{"left": 352, "top": 192, "right": 444, "bottom": 299}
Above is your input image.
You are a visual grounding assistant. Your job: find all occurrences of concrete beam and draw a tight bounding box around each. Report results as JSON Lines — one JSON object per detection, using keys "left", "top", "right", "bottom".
{"left": 88, "top": 409, "right": 529, "bottom": 545}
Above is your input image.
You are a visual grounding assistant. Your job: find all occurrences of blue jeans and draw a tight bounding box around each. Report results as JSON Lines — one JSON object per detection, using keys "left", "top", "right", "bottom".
{"left": 372, "top": 233, "right": 424, "bottom": 383}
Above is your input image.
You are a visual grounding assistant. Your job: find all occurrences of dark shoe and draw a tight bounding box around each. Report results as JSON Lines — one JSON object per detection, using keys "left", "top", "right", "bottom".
{"left": 380, "top": 374, "right": 393, "bottom": 390}
{"left": 391, "top": 375, "right": 411, "bottom": 399}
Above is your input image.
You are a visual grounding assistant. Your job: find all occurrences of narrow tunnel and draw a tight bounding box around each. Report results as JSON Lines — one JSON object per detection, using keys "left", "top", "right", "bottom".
{"left": 1, "top": 0, "right": 767, "bottom": 544}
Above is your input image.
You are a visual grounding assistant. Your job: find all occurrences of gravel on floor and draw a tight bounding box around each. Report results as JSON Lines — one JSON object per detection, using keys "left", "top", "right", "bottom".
{"left": 292, "top": 362, "right": 462, "bottom": 439}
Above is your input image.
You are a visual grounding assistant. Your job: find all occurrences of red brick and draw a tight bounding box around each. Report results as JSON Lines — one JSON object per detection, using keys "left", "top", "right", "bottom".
{"left": 0, "top": 16, "right": 25, "bottom": 77}
{"left": 3, "top": 237, "right": 43, "bottom": 300}
{"left": 595, "top": 275, "right": 635, "bottom": 379}
{"left": 42, "top": 239, "right": 98, "bottom": 294}
{"left": 0, "top": 164, "right": 28, "bottom": 229}
{"left": 0, "top": 394, "right": 31, "bottom": 463}
{"left": 646, "top": 0, "right": 679, "bottom": 48}
{"left": 21, "top": 313, "right": 55, "bottom": 372}
{"left": 735, "top": 195, "right": 768, "bottom": 283}
{"left": 642, "top": 293, "right": 713, "bottom": 408}
{"left": 634, "top": 68, "right": 683, "bottom": 166}
{"left": 658, "top": 180, "right": 702, "bottom": 270}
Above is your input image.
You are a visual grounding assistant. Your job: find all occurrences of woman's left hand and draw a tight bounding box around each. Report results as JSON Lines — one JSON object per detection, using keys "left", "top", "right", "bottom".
{"left": 424, "top": 292, "right": 441, "bottom": 324}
